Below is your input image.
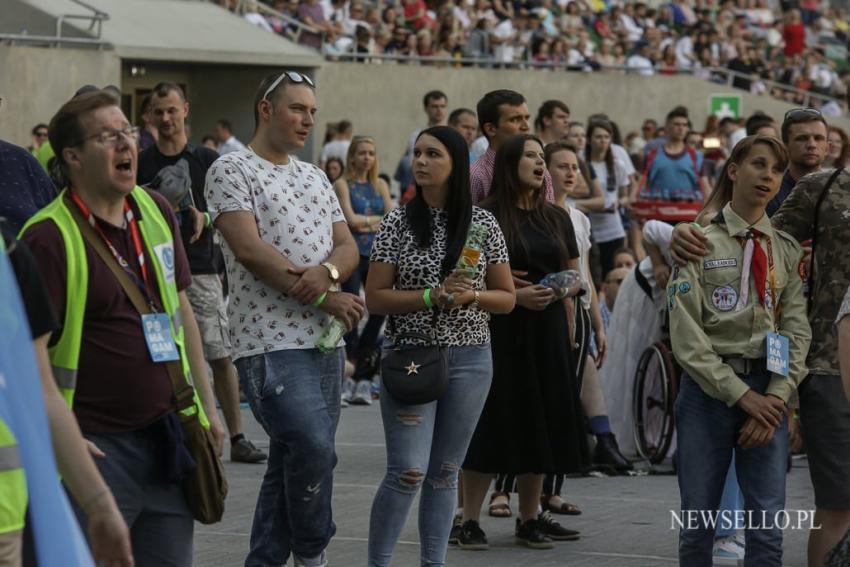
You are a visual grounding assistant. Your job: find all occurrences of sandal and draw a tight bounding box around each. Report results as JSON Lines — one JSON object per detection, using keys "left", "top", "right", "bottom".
{"left": 542, "top": 495, "right": 582, "bottom": 516}
{"left": 488, "top": 491, "right": 512, "bottom": 518}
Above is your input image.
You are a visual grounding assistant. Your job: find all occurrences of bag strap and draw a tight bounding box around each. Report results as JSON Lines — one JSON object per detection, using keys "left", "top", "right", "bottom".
{"left": 807, "top": 167, "right": 843, "bottom": 311}
{"left": 387, "top": 211, "right": 442, "bottom": 346}
{"left": 65, "top": 193, "right": 196, "bottom": 414}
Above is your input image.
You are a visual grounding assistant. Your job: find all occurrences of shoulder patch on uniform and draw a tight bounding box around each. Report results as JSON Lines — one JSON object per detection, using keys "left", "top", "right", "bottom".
{"left": 704, "top": 258, "right": 737, "bottom": 270}
{"left": 679, "top": 282, "right": 691, "bottom": 294}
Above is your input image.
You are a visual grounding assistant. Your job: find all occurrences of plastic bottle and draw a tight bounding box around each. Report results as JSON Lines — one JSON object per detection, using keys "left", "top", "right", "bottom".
{"left": 456, "top": 223, "right": 489, "bottom": 277}
{"left": 315, "top": 284, "right": 346, "bottom": 353}
{"left": 540, "top": 269, "right": 581, "bottom": 297}
{"left": 316, "top": 318, "right": 347, "bottom": 354}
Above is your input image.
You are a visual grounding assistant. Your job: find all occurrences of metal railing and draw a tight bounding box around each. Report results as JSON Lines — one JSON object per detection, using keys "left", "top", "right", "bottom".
{"left": 325, "top": 50, "right": 843, "bottom": 111}
{"left": 226, "top": 0, "right": 323, "bottom": 45}
{"left": 56, "top": 0, "right": 109, "bottom": 40}
{"left": 0, "top": 0, "right": 110, "bottom": 48}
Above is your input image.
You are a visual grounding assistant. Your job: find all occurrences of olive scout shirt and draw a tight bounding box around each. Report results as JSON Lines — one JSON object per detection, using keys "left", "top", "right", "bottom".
{"left": 668, "top": 203, "right": 811, "bottom": 407}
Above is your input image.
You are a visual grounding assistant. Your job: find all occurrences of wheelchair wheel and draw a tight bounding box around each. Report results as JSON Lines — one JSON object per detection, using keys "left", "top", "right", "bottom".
{"left": 633, "top": 341, "right": 677, "bottom": 464}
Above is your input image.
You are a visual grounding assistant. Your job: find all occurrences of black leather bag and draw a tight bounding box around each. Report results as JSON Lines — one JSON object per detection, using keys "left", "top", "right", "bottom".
{"left": 381, "top": 311, "right": 449, "bottom": 405}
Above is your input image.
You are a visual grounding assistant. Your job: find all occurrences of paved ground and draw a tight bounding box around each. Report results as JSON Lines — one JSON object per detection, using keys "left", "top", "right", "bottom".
{"left": 194, "top": 404, "right": 813, "bottom": 567}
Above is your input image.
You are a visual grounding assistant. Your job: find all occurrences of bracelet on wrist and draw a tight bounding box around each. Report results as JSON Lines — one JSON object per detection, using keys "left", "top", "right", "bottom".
{"left": 423, "top": 288, "right": 434, "bottom": 308}
{"left": 313, "top": 292, "right": 328, "bottom": 307}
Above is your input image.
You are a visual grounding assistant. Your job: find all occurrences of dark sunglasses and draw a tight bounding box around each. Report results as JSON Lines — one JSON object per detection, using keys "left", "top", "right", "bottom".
{"left": 784, "top": 107, "right": 822, "bottom": 121}
{"left": 263, "top": 71, "right": 315, "bottom": 101}
{"left": 35, "top": 131, "right": 49, "bottom": 137}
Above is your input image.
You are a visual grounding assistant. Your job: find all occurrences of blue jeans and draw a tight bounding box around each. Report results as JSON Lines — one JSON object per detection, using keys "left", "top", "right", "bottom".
{"left": 716, "top": 454, "right": 745, "bottom": 539}
{"left": 676, "top": 372, "right": 788, "bottom": 567}
{"left": 368, "top": 344, "right": 493, "bottom": 567}
{"left": 235, "top": 348, "right": 343, "bottom": 567}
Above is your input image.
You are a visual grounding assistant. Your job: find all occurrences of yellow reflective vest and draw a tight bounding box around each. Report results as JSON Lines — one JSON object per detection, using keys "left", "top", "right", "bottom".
{"left": 20, "top": 187, "right": 209, "bottom": 426}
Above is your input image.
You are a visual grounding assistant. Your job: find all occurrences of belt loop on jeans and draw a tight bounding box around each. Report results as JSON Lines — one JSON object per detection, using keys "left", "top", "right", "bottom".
{"left": 723, "top": 357, "right": 767, "bottom": 375}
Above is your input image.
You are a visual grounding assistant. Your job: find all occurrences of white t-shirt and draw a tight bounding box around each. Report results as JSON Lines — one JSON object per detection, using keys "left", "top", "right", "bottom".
{"left": 638, "top": 220, "right": 674, "bottom": 288}
{"left": 588, "top": 158, "right": 628, "bottom": 243}
{"left": 611, "top": 143, "right": 636, "bottom": 178}
{"left": 320, "top": 139, "right": 351, "bottom": 164}
{"left": 565, "top": 205, "right": 593, "bottom": 309}
{"left": 205, "top": 149, "right": 345, "bottom": 359}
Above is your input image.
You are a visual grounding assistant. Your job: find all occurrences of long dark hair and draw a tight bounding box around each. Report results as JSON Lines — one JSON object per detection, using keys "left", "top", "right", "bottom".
{"left": 585, "top": 119, "right": 616, "bottom": 189}
{"left": 483, "top": 133, "right": 572, "bottom": 265}
{"left": 404, "top": 126, "right": 473, "bottom": 278}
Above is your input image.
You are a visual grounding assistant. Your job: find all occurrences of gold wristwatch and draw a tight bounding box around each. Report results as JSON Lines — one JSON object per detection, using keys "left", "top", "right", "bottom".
{"left": 321, "top": 262, "right": 340, "bottom": 284}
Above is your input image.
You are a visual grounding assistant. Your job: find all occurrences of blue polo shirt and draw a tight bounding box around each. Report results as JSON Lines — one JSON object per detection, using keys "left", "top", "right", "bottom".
{"left": 0, "top": 140, "right": 57, "bottom": 233}
{"left": 766, "top": 170, "right": 797, "bottom": 218}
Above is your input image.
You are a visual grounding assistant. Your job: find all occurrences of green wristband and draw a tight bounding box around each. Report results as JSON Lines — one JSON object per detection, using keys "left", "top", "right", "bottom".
{"left": 313, "top": 292, "right": 328, "bottom": 307}
{"left": 423, "top": 288, "right": 434, "bottom": 308}
{"left": 688, "top": 221, "right": 701, "bottom": 229}
{"left": 204, "top": 212, "right": 212, "bottom": 227}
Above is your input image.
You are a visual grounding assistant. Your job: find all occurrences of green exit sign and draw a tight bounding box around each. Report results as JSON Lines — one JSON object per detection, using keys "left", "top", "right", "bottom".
{"left": 709, "top": 94, "right": 742, "bottom": 119}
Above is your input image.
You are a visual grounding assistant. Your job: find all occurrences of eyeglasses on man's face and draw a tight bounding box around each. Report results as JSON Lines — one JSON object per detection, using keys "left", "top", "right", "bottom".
{"left": 263, "top": 71, "right": 315, "bottom": 101}
{"left": 74, "top": 126, "right": 140, "bottom": 148}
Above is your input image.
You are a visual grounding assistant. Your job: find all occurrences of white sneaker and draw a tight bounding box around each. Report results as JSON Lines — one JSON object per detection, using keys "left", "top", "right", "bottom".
{"left": 341, "top": 377, "right": 356, "bottom": 403}
{"left": 293, "top": 550, "right": 327, "bottom": 567}
{"left": 351, "top": 380, "right": 373, "bottom": 405}
{"left": 713, "top": 534, "right": 744, "bottom": 565}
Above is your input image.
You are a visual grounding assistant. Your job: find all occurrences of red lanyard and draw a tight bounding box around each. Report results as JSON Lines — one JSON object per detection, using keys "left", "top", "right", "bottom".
{"left": 69, "top": 191, "right": 157, "bottom": 310}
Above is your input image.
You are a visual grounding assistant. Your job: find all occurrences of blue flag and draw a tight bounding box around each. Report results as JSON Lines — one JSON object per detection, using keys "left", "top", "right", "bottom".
{"left": 0, "top": 246, "right": 94, "bottom": 566}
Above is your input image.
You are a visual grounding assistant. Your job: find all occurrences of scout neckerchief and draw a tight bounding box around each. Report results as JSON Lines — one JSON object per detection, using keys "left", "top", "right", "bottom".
{"left": 69, "top": 191, "right": 159, "bottom": 312}
{"left": 734, "top": 227, "right": 780, "bottom": 325}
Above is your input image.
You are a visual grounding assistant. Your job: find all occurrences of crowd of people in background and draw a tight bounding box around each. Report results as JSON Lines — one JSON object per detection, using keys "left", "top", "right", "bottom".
{"left": 4, "top": 63, "right": 850, "bottom": 567}
{"left": 228, "top": 0, "right": 850, "bottom": 115}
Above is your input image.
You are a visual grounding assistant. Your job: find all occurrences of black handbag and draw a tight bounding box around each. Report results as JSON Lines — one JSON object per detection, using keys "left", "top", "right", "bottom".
{"left": 381, "top": 308, "right": 449, "bottom": 405}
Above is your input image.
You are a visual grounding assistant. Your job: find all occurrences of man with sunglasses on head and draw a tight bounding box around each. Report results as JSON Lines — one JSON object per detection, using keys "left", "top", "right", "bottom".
{"left": 20, "top": 89, "right": 225, "bottom": 567}
{"left": 766, "top": 107, "right": 829, "bottom": 217}
{"left": 670, "top": 107, "right": 850, "bottom": 566}
{"left": 205, "top": 71, "right": 364, "bottom": 567}
{"left": 137, "top": 82, "right": 267, "bottom": 465}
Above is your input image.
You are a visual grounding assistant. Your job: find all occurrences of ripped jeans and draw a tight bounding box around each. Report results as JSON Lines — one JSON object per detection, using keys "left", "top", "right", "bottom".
{"left": 235, "top": 347, "right": 343, "bottom": 567}
{"left": 368, "top": 344, "right": 493, "bottom": 567}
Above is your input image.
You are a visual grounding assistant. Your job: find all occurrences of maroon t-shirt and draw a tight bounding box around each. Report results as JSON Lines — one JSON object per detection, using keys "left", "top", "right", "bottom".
{"left": 22, "top": 189, "right": 192, "bottom": 434}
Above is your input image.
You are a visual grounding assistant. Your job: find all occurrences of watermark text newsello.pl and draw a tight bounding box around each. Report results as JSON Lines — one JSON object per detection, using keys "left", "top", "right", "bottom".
{"left": 671, "top": 510, "right": 820, "bottom": 531}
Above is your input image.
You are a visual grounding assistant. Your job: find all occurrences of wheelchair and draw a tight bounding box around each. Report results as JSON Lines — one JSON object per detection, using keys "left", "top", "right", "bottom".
{"left": 632, "top": 314, "right": 681, "bottom": 465}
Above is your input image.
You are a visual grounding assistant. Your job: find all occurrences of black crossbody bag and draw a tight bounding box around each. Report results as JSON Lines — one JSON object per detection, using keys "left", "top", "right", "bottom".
{"left": 381, "top": 307, "right": 449, "bottom": 405}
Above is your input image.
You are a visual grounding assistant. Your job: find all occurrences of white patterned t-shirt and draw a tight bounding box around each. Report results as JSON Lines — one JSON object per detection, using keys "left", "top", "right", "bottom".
{"left": 205, "top": 148, "right": 345, "bottom": 359}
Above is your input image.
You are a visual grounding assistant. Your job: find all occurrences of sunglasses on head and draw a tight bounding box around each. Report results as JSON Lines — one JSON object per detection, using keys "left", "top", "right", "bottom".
{"left": 783, "top": 107, "right": 822, "bottom": 121}
{"left": 263, "top": 71, "right": 315, "bottom": 101}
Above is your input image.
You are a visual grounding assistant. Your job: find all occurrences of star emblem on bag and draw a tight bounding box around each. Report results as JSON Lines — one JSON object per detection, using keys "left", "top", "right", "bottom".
{"left": 405, "top": 361, "right": 421, "bottom": 375}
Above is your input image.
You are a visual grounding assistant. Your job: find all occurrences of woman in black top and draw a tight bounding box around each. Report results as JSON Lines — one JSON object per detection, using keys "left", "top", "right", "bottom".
{"left": 460, "top": 134, "right": 590, "bottom": 549}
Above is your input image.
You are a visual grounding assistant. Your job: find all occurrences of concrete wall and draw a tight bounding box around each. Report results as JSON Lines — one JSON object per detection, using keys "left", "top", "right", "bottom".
{"left": 0, "top": 45, "right": 120, "bottom": 147}
{"left": 314, "top": 61, "right": 850, "bottom": 174}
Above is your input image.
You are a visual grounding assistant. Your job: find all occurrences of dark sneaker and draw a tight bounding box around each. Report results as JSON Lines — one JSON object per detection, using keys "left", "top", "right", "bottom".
{"left": 457, "top": 519, "right": 489, "bottom": 550}
{"left": 448, "top": 514, "right": 463, "bottom": 546}
{"left": 537, "top": 511, "right": 580, "bottom": 541}
{"left": 231, "top": 438, "right": 268, "bottom": 463}
{"left": 514, "top": 518, "right": 554, "bottom": 549}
